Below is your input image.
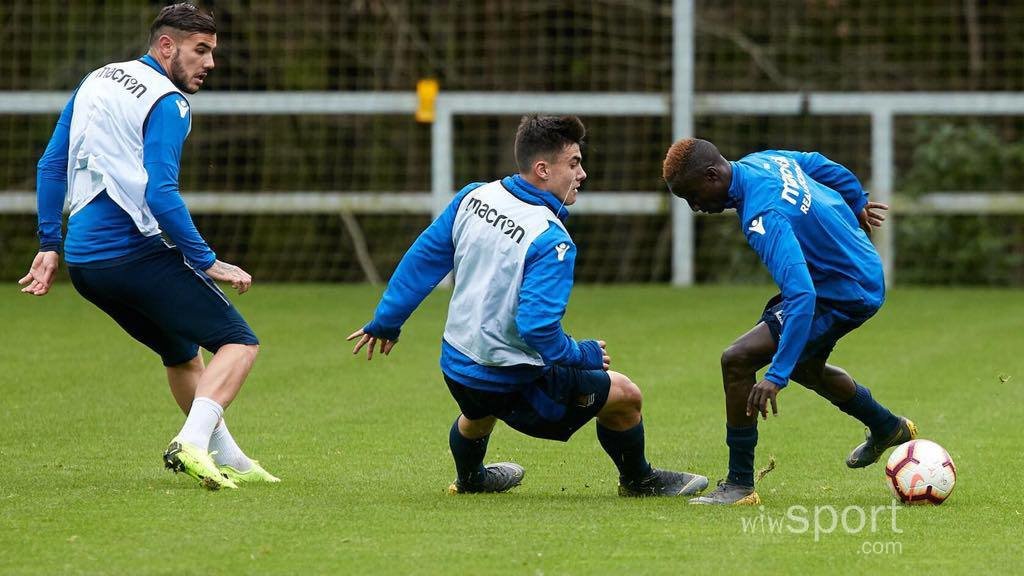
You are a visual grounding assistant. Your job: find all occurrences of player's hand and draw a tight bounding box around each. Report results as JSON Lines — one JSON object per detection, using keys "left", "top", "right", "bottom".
{"left": 858, "top": 202, "right": 888, "bottom": 236}
{"left": 597, "top": 339, "right": 611, "bottom": 370}
{"left": 204, "top": 259, "right": 252, "bottom": 294}
{"left": 18, "top": 251, "right": 60, "bottom": 296}
{"left": 746, "top": 379, "right": 781, "bottom": 420}
{"left": 347, "top": 328, "right": 396, "bottom": 360}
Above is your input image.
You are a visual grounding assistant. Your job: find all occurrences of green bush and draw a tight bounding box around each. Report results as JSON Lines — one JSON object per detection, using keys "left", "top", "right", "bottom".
{"left": 896, "top": 120, "right": 1024, "bottom": 286}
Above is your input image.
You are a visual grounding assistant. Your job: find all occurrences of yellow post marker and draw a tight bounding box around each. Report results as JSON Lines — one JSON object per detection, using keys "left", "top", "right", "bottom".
{"left": 416, "top": 78, "right": 439, "bottom": 123}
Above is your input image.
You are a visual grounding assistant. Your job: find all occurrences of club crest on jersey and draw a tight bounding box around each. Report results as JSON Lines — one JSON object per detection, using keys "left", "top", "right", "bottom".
{"left": 555, "top": 242, "right": 570, "bottom": 261}
{"left": 176, "top": 99, "right": 189, "bottom": 118}
{"left": 748, "top": 217, "right": 766, "bottom": 235}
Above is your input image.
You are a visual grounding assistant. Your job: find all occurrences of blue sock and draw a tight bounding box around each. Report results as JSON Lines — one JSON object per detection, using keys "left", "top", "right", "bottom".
{"left": 597, "top": 421, "right": 653, "bottom": 483}
{"left": 833, "top": 384, "right": 899, "bottom": 437}
{"left": 449, "top": 418, "right": 488, "bottom": 483}
{"left": 726, "top": 424, "right": 757, "bottom": 487}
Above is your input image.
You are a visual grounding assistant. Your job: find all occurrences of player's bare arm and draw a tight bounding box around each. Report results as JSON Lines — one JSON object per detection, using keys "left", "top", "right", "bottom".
{"left": 18, "top": 251, "right": 60, "bottom": 296}
{"left": 204, "top": 259, "right": 252, "bottom": 294}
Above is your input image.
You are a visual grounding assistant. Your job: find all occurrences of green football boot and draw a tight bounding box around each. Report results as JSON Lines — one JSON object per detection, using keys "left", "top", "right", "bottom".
{"left": 846, "top": 417, "right": 918, "bottom": 468}
{"left": 163, "top": 440, "right": 238, "bottom": 490}
{"left": 218, "top": 460, "right": 281, "bottom": 484}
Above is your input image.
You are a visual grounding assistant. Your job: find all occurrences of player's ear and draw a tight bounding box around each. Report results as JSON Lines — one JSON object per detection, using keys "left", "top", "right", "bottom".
{"left": 534, "top": 160, "right": 549, "bottom": 181}
{"left": 157, "top": 34, "right": 176, "bottom": 57}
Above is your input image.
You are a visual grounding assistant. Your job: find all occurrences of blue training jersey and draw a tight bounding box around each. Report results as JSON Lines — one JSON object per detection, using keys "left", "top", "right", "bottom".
{"left": 727, "top": 150, "right": 885, "bottom": 386}
{"left": 35, "top": 54, "right": 215, "bottom": 269}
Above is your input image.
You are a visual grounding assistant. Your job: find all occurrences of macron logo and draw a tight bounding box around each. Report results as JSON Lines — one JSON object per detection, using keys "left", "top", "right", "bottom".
{"left": 176, "top": 99, "right": 189, "bottom": 118}
{"left": 555, "top": 243, "right": 570, "bottom": 262}
{"left": 748, "top": 217, "right": 766, "bottom": 236}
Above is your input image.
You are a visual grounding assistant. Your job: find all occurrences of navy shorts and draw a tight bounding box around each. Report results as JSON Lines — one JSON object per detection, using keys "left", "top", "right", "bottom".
{"left": 68, "top": 245, "right": 258, "bottom": 366}
{"left": 444, "top": 366, "right": 611, "bottom": 442}
{"left": 760, "top": 293, "right": 877, "bottom": 363}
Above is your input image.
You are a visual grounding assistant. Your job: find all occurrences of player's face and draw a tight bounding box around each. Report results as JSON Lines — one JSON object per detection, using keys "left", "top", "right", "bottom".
{"left": 169, "top": 33, "right": 217, "bottom": 94}
{"left": 545, "top": 143, "right": 586, "bottom": 206}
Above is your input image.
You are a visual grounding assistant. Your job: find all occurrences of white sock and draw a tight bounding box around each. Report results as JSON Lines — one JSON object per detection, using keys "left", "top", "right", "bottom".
{"left": 209, "top": 420, "right": 253, "bottom": 471}
{"left": 175, "top": 397, "right": 223, "bottom": 451}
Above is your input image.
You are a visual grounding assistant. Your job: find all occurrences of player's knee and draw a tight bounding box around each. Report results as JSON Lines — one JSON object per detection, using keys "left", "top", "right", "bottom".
{"left": 614, "top": 373, "right": 643, "bottom": 411}
{"left": 458, "top": 414, "right": 496, "bottom": 439}
{"left": 606, "top": 372, "right": 643, "bottom": 414}
{"left": 226, "top": 343, "right": 259, "bottom": 367}
{"left": 721, "top": 344, "right": 755, "bottom": 378}
{"left": 598, "top": 372, "right": 642, "bottom": 430}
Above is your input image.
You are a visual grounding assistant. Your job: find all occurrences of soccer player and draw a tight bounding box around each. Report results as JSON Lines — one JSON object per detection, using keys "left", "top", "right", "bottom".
{"left": 662, "top": 138, "right": 916, "bottom": 505}
{"left": 20, "top": 3, "right": 278, "bottom": 490}
{"left": 349, "top": 115, "right": 707, "bottom": 497}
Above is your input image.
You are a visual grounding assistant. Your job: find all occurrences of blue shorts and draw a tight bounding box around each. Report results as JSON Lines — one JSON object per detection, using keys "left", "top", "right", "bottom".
{"left": 68, "top": 244, "right": 258, "bottom": 366}
{"left": 760, "top": 293, "right": 877, "bottom": 363}
{"left": 444, "top": 366, "right": 611, "bottom": 442}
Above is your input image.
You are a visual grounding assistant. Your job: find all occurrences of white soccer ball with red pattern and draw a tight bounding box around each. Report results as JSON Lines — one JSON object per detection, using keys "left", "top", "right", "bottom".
{"left": 884, "top": 439, "right": 956, "bottom": 505}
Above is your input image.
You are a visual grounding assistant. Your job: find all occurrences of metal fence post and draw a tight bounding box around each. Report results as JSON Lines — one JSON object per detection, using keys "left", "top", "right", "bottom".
{"left": 671, "top": 0, "right": 695, "bottom": 286}
{"left": 871, "top": 109, "right": 895, "bottom": 285}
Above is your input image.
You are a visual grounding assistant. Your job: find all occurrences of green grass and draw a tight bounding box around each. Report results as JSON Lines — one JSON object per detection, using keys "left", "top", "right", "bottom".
{"left": 2, "top": 284, "right": 1022, "bottom": 575}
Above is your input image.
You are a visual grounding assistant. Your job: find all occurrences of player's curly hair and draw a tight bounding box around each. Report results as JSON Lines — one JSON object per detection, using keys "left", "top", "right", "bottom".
{"left": 662, "top": 138, "right": 719, "bottom": 193}
{"left": 514, "top": 115, "right": 586, "bottom": 174}
{"left": 149, "top": 3, "right": 216, "bottom": 45}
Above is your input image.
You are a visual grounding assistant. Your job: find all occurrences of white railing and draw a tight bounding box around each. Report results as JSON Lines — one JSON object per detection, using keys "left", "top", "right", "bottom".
{"left": 0, "top": 191, "right": 666, "bottom": 215}
{"left": 5, "top": 89, "right": 1024, "bottom": 284}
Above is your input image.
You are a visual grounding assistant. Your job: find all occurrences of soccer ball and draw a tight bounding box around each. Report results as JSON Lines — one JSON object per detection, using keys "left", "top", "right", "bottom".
{"left": 884, "top": 439, "right": 956, "bottom": 505}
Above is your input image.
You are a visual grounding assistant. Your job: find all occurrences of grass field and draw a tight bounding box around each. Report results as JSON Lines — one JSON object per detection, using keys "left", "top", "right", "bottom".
{"left": 2, "top": 284, "right": 1022, "bottom": 575}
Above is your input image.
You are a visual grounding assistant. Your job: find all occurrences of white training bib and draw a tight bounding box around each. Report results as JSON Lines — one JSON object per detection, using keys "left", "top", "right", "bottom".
{"left": 67, "top": 59, "right": 189, "bottom": 237}
{"left": 443, "top": 180, "right": 568, "bottom": 367}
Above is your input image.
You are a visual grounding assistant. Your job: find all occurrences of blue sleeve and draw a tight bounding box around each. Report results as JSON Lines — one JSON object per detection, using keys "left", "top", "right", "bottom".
{"left": 516, "top": 224, "right": 604, "bottom": 370}
{"left": 363, "top": 183, "right": 485, "bottom": 341}
{"left": 786, "top": 151, "right": 868, "bottom": 215}
{"left": 35, "top": 91, "right": 77, "bottom": 253}
{"left": 745, "top": 211, "right": 816, "bottom": 387}
{"left": 144, "top": 94, "right": 216, "bottom": 270}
